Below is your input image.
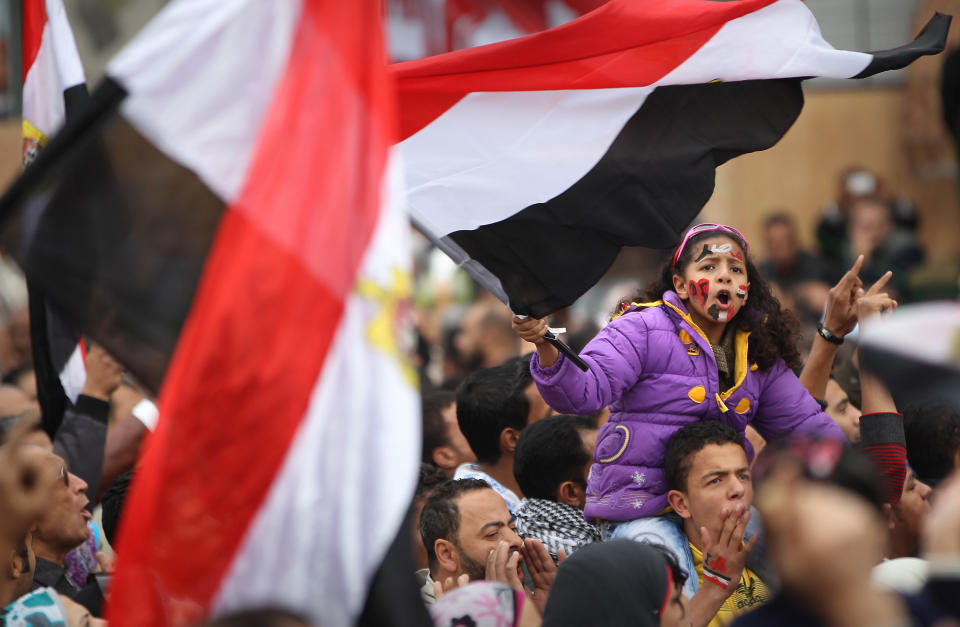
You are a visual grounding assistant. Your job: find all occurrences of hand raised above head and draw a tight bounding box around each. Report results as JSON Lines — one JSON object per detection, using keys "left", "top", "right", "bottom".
{"left": 512, "top": 315, "right": 549, "bottom": 345}
{"left": 822, "top": 255, "right": 864, "bottom": 338}
{"left": 81, "top": 344, "right": 125, "bottom": 401}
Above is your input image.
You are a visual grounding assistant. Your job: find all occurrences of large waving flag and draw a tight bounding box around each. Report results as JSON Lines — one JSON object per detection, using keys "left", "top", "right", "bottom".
{"left": 22, "top": 0, "right": 88, "bottom": 436}
{"left": 2, "top": 1, "right": 420, "bottom": 625}
{"left": 395, "top": 0, "right": 950, "bottom": 318}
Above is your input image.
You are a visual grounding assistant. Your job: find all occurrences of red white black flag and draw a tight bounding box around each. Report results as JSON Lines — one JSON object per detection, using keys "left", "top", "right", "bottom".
{"left": 395, "top": 0, "right": 950, "bottom": 317}
{"left": 21, "top": 0, "right": 88, "bottom": 435}
{"left": 3, "top": 1, "right": 420, "bottom": 625}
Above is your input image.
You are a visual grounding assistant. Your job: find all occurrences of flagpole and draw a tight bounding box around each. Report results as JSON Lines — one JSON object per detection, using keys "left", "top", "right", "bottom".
{"left": 408, "top": 213, "right": 588, "bottom": 371}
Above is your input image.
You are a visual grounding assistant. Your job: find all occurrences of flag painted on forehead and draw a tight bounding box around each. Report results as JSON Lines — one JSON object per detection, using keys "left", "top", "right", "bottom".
{"left": 395, "top": 0, "right": 950, "bottom": 318}
{"left": 0, "top": 1, "right": 420, "bottom": 625}
{"left": 22, "top": 0, "right": 88, "bottom": 436}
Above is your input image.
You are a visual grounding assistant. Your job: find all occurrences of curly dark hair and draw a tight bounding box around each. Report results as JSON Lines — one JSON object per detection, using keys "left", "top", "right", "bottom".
{"left": 614, "top": 229, "right": 802, "bottom": 372}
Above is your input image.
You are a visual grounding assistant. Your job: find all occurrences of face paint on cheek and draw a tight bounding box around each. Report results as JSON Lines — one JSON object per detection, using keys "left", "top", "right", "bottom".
{"left": 737, "top": 285, "right": 747, "bottom": 300}
{"left": 688, "top": 279, "right": 710, "bottom": 305}
{"left": 707, "top": 304, "right": 729, "bottom": 322}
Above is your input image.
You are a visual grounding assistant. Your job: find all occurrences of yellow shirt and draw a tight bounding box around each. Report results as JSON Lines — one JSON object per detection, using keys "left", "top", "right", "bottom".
{"left": 690, "top": 542, "right": 771, "bottom": 627}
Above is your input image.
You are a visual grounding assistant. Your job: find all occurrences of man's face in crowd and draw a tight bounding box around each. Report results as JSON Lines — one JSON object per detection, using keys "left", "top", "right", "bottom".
{"left": 453, "top": 488, "right": 522, "bottom": 581}
{"left": 441, "top": 401, "right": 475, "bottom": 470}
{"left": 674, "top": 443, "right": 752, "bottom": 543}
{"left": 34, "top": 451, "right": 91, "bottom": 554}
{"left": 849, "top": 199, "right": 892, "bottom": 256}
{"left": 892, "top": 468, "right": 931, "bottom": 541}
{"left": 825, "top": 379, "right": 861, "bottom": 443}
{"left": 764, "top": 221, "right": 798, "bottom": 267}
{"left": 454, "top": 307, "right": 486, "bottom": 371}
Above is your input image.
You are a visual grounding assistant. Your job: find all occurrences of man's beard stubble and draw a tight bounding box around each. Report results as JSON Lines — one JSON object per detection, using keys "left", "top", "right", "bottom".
{"left": 457, "top": 548, "right": 487, "bottom": 582}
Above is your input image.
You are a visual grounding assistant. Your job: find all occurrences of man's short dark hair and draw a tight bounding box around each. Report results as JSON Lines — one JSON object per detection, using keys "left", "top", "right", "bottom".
{"left": 763, "top": 211, "right": 795, "bottom": 230}
{"left": 502, "top": 353, "right": 534, "bottom": 389}
{"left": 514, "top": 415, "right": 594, "bottom": 501}
{"left": 416, "top": 463, "right": 449, "bottom": 502}
{"left": 421, "top": 390, "right": 456, "bottom": 465}
{"left": 419, "top": 478, "right": 490, "bottom": 570}
{"left": 904, "top": 402, "right": 960, "bottom": 485}
{"left": 665, "top": 421, "right": 744, "bottom": 492}
{"left": 456, "top": 363, "right": 530, "bottom": 464}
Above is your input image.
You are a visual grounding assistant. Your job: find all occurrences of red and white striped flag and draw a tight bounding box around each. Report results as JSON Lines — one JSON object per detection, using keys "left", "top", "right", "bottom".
{"left": 2, "top": 1, "right": 420, "bottom": 624}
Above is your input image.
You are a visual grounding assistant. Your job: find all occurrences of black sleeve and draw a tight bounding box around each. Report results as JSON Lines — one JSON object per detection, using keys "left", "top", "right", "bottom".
{"left": 52, "top": 395, "right": 108, "bottom": 507}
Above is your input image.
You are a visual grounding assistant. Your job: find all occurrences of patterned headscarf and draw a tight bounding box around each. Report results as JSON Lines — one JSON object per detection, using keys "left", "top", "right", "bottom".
{"left": 3, "top": 587, "right": 69, "bottom": 626}
{"left": 429, "top": 581, "right": 524, "bottom": 627}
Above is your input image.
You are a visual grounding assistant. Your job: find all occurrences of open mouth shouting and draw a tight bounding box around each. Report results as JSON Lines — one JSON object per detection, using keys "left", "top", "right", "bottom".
{"left": 708, "top": 289, "right": 734, "bottom": 322}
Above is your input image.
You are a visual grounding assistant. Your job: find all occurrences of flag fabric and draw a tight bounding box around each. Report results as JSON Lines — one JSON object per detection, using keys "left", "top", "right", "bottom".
{"left": 394, "top": 0, "right": 950, "bottom": 318}
{"left": 21, "top": 0, "right": 88, "bottom": 436}
{"left": 860, "top": 302, "right": 960, "bottom": 404}
{"left": 1, "top": 1, "right": 420, "bottom": 625}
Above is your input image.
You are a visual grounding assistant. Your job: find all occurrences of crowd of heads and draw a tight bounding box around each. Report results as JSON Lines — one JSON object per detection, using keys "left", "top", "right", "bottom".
{"left": 410, "top": 167, "right": 960, "bottom": 626}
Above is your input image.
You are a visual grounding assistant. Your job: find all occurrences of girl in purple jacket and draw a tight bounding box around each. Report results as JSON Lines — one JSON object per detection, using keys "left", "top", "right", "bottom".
{"left": 513, "top": 223, "right": 845, "bottom": 525}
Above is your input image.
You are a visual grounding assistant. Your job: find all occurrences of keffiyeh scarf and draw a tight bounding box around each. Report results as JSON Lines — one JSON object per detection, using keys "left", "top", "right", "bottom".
{"left": 514, "top": 498, "right": 601, "bottom": 559}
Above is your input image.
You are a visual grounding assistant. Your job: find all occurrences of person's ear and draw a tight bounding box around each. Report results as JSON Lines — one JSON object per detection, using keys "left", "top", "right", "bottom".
{"left": 672, "top": 274, "right": 689, "bottom": 299}
{"left": 431, "top": 446, "right": 457, "bottom": 473}
{"left": 882, "top": 503, "right": 896, "bottom": 529}
{"left": 8, "top": 550, "right": 22, "bottom": 580}
{"left": 434, "top": 539, "right": 459, "bottom": 575}
{"left": 501, "top": 427, "right": 521, "bottom": 454}
{"left": 556, "top": 481, "right": 586, "bottom": 509}
{"left": 667, "top": 489, "right": 692, "bottom": 519}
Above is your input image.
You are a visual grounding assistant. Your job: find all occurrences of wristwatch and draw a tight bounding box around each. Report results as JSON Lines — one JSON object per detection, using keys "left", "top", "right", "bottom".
{"left": 817, "top": 323, "right": 844, "bottom": 345}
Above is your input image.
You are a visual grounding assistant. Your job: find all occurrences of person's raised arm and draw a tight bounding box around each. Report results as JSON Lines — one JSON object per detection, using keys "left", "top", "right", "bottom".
{"left": 855, "top": 294, "right": 905, "bottom": 505}
{"left": 798, "top": 255, "right": 869, "bottom": 400}
{"left": 512, "top": 313, "right": 648, "bottom": 415}
{"left": 513, "top": 316, "right": 558, "bottom": 367}
{"left": 53, "top": 344, "right": 124, "bottom": 505}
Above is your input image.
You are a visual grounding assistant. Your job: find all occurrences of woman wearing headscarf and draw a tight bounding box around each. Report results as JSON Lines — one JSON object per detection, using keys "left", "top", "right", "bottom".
{"left": 542, "top": 540, "right": 691, "bottom": 627}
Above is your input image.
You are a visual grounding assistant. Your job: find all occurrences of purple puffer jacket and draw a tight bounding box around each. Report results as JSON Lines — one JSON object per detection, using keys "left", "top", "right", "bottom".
{"left": 531, "top": 291, "right": 845, "bottom": 522}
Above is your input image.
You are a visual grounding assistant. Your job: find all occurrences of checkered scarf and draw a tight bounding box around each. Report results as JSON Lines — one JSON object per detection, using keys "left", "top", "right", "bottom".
{"left": 514, "top": 498, "right": 601, "bottom": 560}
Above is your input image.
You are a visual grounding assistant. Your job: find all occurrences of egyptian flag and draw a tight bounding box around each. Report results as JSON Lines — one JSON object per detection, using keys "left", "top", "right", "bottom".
{"left": 0, "top": 1, "right": 421, "bottom": 625}
{"left": 22, "top": 0, "right": 88, "bottom": 435}
{"left": 395, "top": 0, "right": 950, "bottom": 318}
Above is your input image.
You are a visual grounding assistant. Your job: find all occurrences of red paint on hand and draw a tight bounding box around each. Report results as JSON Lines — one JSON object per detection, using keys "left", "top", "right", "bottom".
{"left": 707, "top": 555, "right": 727, "bottom": 574}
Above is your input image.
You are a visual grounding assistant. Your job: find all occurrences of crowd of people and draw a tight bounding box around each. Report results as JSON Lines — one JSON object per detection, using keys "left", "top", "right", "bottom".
{"left": 0, "top": 164, "right": 957, "bottom": 626}
{"left": 412, "top": 177, "right": 960, "bottom": 627}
